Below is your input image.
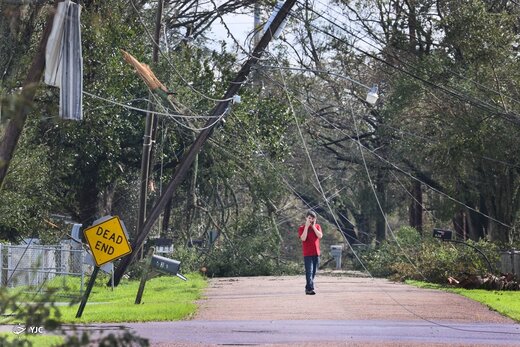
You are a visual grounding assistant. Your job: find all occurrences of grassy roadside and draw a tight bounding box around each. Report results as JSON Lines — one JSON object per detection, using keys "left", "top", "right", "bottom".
{"left": 57, "top": 273, "right": 207, "bottom": 323}
{"left": 0, "top": 333, "right": 63, "bottom": 347}
{"left": 6, "top": 273, "right": 207, "bottom": 323}
{"left": 407, "top": 280, "right": 520, "bottom": 322}
{"left": 1, "top": 273, "right": 206, "bottom": 346}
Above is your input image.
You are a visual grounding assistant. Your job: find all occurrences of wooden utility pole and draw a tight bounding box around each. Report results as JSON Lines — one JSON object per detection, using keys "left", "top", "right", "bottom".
{"left": 111, "top": 0, "right": 298, "bottom": 286}
{"left": 0, "top": 2, "right": 58, "bottom": 189}
{"left": 253, "top": 2, "right": 261, "bottom": 47}
{"left": 136, "top": 0, "right": 164, "bottom": 257}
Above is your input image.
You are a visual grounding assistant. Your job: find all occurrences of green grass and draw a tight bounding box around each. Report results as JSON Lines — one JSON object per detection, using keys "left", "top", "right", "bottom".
{"left": 7, "top": 273, "right": 207, "bottom": 324}
{"left": 0, "top": 333, "right": 63, "bottom": 346}
{"left": 407, "top": 280, "right": 520, "bottom": 322}
{"left": 61, "top": 273, "right": 207, "bottom": 323}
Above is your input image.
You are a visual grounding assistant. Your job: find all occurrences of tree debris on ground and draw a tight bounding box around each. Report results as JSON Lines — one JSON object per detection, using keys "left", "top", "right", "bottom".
{"left": 448, "top": 273, "right": 519, "bottom": 290}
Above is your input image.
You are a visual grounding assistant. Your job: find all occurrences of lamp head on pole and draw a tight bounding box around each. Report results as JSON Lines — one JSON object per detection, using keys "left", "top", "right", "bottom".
{"left": 366, "top": 85, "right": 379, "bottom": 105}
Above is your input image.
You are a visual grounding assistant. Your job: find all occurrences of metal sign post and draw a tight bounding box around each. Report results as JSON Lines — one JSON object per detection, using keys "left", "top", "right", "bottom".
{"left": 135, "top": 248, "right": 155, "bottom": 305}
{"left": 76, "top": 266, "right": 99, "bottom": 318}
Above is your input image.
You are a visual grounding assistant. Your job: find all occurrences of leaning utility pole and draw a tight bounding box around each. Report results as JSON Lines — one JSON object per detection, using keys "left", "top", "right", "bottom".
{"left": 111, "top": 0, "right": 298, "bottom": 286}
{"left": 253, "top": 2, "right": 261, "bottom": 47}
{"left": 0, "top": 1, "right": 58, "bottom": 189}
{"left": 136, "top": 0, "right": 164, "bottom": 258}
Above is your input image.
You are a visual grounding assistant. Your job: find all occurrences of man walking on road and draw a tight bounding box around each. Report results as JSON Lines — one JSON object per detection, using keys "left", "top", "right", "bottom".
{"left": 298, "top": 210, "right": 323, "bottom": 295}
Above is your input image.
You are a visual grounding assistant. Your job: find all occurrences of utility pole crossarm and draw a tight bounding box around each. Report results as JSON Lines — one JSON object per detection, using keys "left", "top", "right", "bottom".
{"left": 111, "top": 0, "right": 298, "bottom": 286}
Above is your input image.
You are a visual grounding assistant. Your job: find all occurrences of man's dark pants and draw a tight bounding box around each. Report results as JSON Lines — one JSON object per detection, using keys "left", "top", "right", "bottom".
{"left": 304, "top": 255, "right": 319, "bottom": 292}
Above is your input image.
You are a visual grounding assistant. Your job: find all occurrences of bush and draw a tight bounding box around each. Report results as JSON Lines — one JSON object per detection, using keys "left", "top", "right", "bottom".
{"left": 356, "top": 226, "right": 422, "bottom": 278}
{"left": 203, "top": 237, "right": 294, "bottom": 277}
{"left": 358, "top": 227, "right": 500, "bottom": 284}
{"left": 193, "top": 213, "right": 300, "bottom": 277}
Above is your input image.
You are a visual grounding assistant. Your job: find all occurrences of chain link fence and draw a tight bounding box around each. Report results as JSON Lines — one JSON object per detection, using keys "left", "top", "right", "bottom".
{"left": 0, "top": 241, "right": 85, "bottom": 293}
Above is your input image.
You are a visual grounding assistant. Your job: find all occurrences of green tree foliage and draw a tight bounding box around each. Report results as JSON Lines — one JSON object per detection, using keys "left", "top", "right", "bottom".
{"left": 4, "top": 0, "right": 520, "bottom": 280}
{"left": 27, "top": 1, "right": 149, "bottom": 229}
{"left": 381, "top": 0, "right": 520, "bottom": 243}
{"left": 315, "top": 0, "right": 520, "bottom": 245}
{"left": 0, "top": 130, "right": 55, "bottom": 241}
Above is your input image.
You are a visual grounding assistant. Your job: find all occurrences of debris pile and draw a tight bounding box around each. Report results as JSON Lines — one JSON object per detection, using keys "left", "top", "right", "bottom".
{"left": 448, "top": 273, "right": 519, "bottom": 290}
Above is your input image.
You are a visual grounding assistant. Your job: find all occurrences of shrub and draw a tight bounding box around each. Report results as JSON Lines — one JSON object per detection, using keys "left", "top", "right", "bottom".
{"left": 358, "top": 227, "right": 500, "bottom": 284}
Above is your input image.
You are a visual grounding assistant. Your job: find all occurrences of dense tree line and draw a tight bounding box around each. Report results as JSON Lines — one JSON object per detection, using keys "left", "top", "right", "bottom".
{"left": 1, "top": 0, "right": 519, "bottom": 276}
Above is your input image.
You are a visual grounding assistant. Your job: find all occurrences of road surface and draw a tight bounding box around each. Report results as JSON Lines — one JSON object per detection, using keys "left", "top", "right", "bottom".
{"left": 2, "top": 274, "right": 519, "bottom": 346}
{"left": 126, "top": 274, "right": 520, "bottom": 346}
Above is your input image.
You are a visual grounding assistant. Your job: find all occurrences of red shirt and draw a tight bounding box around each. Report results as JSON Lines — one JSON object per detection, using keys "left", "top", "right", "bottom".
{"left": 298, "top": 224, "right": 321, "bottom": 256}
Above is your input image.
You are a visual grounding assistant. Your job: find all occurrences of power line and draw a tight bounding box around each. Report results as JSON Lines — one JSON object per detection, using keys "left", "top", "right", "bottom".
{"left": 256, "top": 68, "right": 513, "bottom": 230}
{"left": 273, "top": 55, "right": 379, "bottom": 272}
{"left": 344, "top": 95, "right": 426, "bottom": 277}
{"left": 83, "top": 91, "right": 209, "bottom": 119}
{"left": 226, "top": 110, "right": 368, "bottom": 241}
{"left": 83, "top": 87, "right": 520, "bottom": 171}
{"left": 129, "top": 0, "right": 235, "bottom": 104}
{"left": 210, "top": 0, "right": 258, "bottom": 60}
{"left": 307, "top": 0, "right": 520, "bottom": 107}
{"left": 264, "top": 57, "right": 520, "bottom": 336}
{"left": 290, "top": 2, "right": 520, "bottom": 127}
{"left": 259, "top": 64, "right": 372, "bottom": 89}
{"left": 282, "top": 0, "right": 520, "bottom": 125}
{"left": 270, "top": 60, "right": 426, "bottom": 279}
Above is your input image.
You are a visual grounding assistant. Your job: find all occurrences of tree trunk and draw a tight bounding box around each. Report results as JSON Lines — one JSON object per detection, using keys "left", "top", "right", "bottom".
{"left": 452, "top": 209, "right": 466, "bottom": 240}
{"left": 484, "top": 169, "right": 515, "bottom": 243}
{"left": 161, "top": 196, "right": 173, "bottom": 238}
{"left": 475, "top": 164, "right": 518, "bottom": 244}
{"left": 375, "top": 172, "right": 387, "bottom": 243}
{"left": 466, "top": 207, "right": 486, "bottom": 241}
{"left": 0, "top": 3, "right": 57, "bottom": 189}
{"left": 184, "top": 152, "right": 199, "bottom": 241}
{"left": 408, "top": 180, "right": 423, "bottom": 233}
{"left": 337, "top": 209, "right": 359, "bottom": 244}
{"left": 351, "top": 211, "right": 370, "bottom": 244}
{"left": 77, "top": 174, "right": 100, "bottom": 234}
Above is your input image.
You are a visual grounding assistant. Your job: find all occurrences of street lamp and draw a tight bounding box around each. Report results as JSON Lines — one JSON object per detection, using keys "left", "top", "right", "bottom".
{"left": 258, "top": 65, "right": 379, "bottom": 105}
{"left": 366, "top": 85, "right": 379, "bottom": 105}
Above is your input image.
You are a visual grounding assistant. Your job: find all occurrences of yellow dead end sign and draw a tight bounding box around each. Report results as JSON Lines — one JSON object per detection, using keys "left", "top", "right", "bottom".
{"left": 84, "top": 216, "right": 132, "bottom": 266}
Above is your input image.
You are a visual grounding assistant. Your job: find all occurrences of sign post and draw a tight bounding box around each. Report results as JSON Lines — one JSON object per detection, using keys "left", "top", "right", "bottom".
{"left": 76, "top": 216, "right": 132, "bottom": 318}
{"left": 134, "top": 253, "right": 186, "bottom": 304}
{"left": 135, "top": 248, "right": 155, "bottom": 305}
{"left": 75, "top": 265, "right": 99, "bottom": 318}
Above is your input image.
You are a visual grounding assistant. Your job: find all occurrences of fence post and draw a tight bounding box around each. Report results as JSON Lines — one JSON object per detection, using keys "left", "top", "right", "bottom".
{"left": 7, "top": 243, "right": 12, "bottom": 287}
{"left": 60, "top": 243, "right": 65, "bottom": 288}
{"left": 0, "top": 243, "right": 2, "bottom": 286}
{"left": 512, "top": 249, "right": 516, "bottom": 276}
{"left": 80, "top": 249, "right": 84, "bottom": 295}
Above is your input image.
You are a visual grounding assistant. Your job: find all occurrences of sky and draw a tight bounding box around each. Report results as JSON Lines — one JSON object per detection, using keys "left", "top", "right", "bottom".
{"left": 206, "top": 9, "right": 260, "bottom": 54}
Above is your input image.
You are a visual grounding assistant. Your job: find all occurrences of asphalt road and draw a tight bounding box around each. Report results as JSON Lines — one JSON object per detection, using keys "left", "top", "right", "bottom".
{"left": 124, "top": 274, "right": 520, "bottom": 346}
{"left": 2, "top": 274, "right": 519, "bottom": 346}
